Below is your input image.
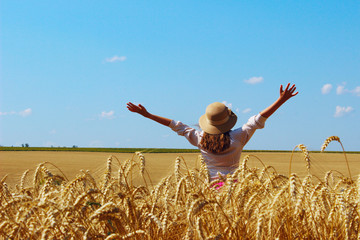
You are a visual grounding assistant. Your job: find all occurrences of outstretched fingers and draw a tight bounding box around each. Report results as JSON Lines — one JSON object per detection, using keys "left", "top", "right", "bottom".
{"left": 289, "top": 84, "right": 296, "bottom": 91}
{"left": 285, "top": 83, "right": 291, "bottom": 91}
{"left": 126, "top": 102, "right": 149, "bottom": 117}
{"left": 289, "top": 84, "right": 298, "bottom": 96}
{"left": 281, "top": 83, "right": 293, "bottom": 93}
{"left": 280, "top": 83, "right": 299, "bottom": 99}
{"left": 127, "top": 102, "right": 139, "bottom": 112}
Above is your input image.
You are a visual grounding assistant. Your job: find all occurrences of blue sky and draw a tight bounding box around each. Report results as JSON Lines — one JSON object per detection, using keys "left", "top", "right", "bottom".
{"left": 1, "top": 1, "right": 359, "bottom": 151}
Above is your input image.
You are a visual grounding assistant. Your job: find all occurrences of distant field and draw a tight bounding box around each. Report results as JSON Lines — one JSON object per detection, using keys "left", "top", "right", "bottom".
{"left": 2, "top": 146, "right": 359, "bottom": 153}
{"left": 1, "top": 150, "right": 359, "bottom": 187}
{"left": 0, "top": 147, "right": 201, "bottom": 153}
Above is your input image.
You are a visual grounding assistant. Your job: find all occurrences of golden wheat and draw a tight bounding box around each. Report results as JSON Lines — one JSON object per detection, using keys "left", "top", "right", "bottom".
{"left": 0, "top": 137, "right": 359, "bottom": 239}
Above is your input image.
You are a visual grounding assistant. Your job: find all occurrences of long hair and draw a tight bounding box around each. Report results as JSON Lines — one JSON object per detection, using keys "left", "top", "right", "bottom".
{"left": 200, "top": 131, "right": 231, "bottom": 154}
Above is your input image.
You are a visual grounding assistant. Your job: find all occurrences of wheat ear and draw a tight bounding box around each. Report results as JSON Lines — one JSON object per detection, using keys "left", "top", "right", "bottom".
{"left": 20, "top": 169, "right": 30, "bottom": 190}
{"left": 321, "top": 136, "right": 352, "bottom": 181}
{"left": 289, "top": 144, "right": 311, "bottom": 177}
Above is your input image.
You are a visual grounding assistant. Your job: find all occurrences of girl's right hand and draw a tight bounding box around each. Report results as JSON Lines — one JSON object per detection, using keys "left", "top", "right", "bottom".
{"left": 279, "top": 83, "right": 298, "bottom": 102}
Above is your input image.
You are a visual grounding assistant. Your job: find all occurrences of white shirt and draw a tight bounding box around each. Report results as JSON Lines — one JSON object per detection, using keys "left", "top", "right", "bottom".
{"left": 168, "top": 114, "right": 267, "bottom": 179}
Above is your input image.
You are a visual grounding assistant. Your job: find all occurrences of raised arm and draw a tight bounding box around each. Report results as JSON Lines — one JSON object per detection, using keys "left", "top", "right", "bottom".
{"left": 260, "top": 83, "right": 298, "bottom": 118}
{"left": 126, "top": 102, "right": 172, "bottom": 126}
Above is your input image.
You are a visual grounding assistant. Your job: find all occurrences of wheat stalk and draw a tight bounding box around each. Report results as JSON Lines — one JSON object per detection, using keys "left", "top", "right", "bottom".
{"left": 289, "top": 144, "right": 311, "bottom": 177}
{"left": 321, "top": 136, "right": 352, "bottom": 181}
{"left": 199, "top": 155, "right": 210, "bottom": 183}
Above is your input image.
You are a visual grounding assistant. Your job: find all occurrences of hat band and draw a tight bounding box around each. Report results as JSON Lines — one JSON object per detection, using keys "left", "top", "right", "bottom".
{"left": 206, "top": 115, "right": 230, "bottom": 126}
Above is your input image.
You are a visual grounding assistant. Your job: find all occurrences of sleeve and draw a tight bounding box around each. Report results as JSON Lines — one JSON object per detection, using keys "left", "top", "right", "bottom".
{"left": 233, "top": 114, "right": 267, "bottom": 145}
{"left": 168, "top": 120, "right": 201, "bottom": 147}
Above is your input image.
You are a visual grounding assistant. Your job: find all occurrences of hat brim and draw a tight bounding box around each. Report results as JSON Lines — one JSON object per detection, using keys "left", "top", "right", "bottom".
{"left": 199, "top": 112, "right": 237, "bottom": 134}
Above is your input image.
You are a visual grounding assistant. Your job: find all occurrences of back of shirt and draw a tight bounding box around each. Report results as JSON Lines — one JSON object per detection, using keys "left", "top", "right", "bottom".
{"left": 169, "top": 114, "right": 267, "bottom": 179}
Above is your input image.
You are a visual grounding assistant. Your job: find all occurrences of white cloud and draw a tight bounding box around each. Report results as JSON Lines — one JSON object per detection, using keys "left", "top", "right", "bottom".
{"left": 19, "top": 108, "right": 32, "bottom": 117}
{"left": 244, "top": 76, "right": 264, "bottom": 84}
{"left": 222, "top": 101, "right": 233, "bottom": 109}
{"left": 100, "top": 110, "right": 115, "bottom": 119}
{"left": 242, "top": 108, "right": 251, "bottom": 114}
{"left": 49, "top": 129, "right": 57, "bottom": 135}
{"left": 1, "top": 109, "right": 32, "bottom": 117}
{"left": 105, "top": 55, "right": 127, "bottom": 63}
{"left": 334, "top": 106, "right": 354, "bottom": 117}
{"left": 335, "top": 83, "right": 360, "bottom": 96}
{"left": 336, "top": 85, "right": 346, "bottom": 95}
{"left": 351, "top": 86, "right": 360, "bottom": 96}
{"left": 321, "top": 84, "right": 332, "bottom": 94}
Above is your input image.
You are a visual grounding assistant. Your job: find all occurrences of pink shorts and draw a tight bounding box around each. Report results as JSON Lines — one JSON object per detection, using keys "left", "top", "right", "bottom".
{"left": 212, "top": 181, "right": 225, "bottom": 190}
{"left": 211, "top": 179, "right": 238, "bottom": 190}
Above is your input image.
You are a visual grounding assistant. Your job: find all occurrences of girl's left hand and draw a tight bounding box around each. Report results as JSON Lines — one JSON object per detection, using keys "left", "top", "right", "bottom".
{"left": 126, "top": 102, "right": 150, "bottom": 117}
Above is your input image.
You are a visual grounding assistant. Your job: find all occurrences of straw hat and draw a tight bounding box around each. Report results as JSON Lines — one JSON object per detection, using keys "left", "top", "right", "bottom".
{"left": 199, "top": 102, "right": 237, "bottom": 134}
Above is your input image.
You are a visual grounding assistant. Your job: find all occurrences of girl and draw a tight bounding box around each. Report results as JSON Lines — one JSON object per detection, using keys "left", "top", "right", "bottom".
{"left": 127, "top": 83, "right": 298, "bottom": 180}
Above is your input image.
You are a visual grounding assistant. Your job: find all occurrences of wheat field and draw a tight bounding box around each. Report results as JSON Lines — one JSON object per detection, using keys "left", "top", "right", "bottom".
{"left": 1, "top": 137, "right": 360, "bottom": 239}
